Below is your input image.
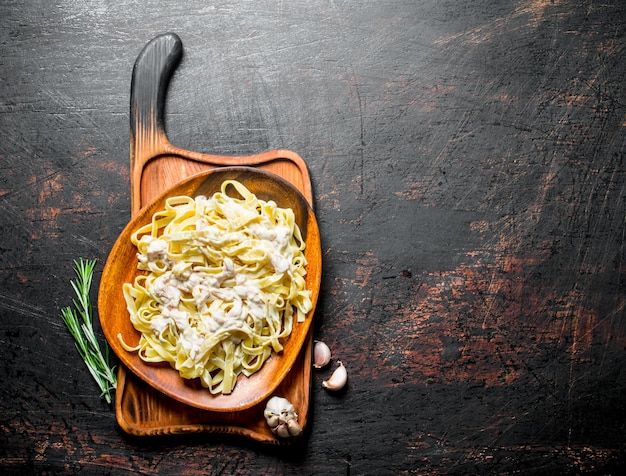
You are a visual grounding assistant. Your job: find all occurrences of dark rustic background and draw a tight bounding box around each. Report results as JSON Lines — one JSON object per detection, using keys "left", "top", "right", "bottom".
{"left": 1, "top": 0, "right": 625, "bottom": 474}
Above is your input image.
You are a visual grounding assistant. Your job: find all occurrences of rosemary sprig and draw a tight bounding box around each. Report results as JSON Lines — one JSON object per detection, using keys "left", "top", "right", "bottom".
{"left": 61, "top": 258, "right": 117, "bottom": 403}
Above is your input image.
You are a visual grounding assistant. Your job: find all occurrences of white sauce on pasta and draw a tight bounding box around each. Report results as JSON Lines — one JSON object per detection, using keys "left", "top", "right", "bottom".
{"left": 119, "top": 180, "right": 312, "bottom": 395}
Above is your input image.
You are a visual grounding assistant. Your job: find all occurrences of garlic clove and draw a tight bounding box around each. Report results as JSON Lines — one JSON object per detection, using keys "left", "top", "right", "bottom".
{"left": 264, "top": 413, "right": 279, "bottom": 428}
{"left": 287, "top": 418, "right": 303, "bottom": 436}
{"left": 313, "top": 340, "right": 332, "bottom": 369}
{"left": 322, "top": 360, "right": 347, "bottom": 391}
{"left": 275, "top": 423, "right": 291, "bottom": 438}
{"left": 264, "top": 396, "right": 302, "bottom": 438}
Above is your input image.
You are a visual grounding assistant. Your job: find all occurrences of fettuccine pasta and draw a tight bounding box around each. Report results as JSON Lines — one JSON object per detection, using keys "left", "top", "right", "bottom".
{"left": 119, "top": 180, "right": 312, "bottom": 395}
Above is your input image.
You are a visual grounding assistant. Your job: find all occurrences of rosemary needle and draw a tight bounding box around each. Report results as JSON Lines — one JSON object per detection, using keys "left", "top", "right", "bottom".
{"left": 61, "top": 258, "right": 117, "bottom": 403}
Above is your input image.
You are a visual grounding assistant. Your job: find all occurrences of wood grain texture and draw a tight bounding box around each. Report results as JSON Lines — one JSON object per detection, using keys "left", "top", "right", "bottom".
{"left": 103, "top": 168, "right": 320, "bottom": 436}
{"left": 99, "top": 35, "right": 321, "bottom": 441}
{"left": 1, "top": 0, "right": 625, "bottom": 474}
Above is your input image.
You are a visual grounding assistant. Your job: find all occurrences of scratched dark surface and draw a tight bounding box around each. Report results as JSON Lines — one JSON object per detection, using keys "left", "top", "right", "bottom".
{"left": 1, "top": 0, "right": 625, "bottom": 474}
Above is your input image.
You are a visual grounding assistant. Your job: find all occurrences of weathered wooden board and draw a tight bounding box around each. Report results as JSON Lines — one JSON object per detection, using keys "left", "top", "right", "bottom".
{"left": 1, "top": 0, "right": 625, "bottom": 473}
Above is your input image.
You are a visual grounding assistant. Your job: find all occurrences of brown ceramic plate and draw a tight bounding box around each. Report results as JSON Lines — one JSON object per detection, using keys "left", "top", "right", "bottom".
{"left": 99, "top": 166, "right": 321, "bottom": 412}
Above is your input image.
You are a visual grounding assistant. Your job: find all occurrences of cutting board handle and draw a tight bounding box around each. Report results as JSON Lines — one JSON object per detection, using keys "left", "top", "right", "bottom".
{"left": 129, "top": 32, "right": 183, "bottom": 212}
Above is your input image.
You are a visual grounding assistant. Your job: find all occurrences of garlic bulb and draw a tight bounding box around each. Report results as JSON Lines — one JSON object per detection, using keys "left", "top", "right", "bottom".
{"left": 264, "top": 396, "right": 302, "bottom": 438}
{"left": 322, "top": 360, "right": 347, "bottom": 391}
{"left": 313, "top": 340, "right": 331, "bottom": 368}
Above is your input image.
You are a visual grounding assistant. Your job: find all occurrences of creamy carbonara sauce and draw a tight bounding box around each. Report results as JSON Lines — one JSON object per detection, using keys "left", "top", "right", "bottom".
{"left": 120, "top": 180, "right": 312, "bottom": 394}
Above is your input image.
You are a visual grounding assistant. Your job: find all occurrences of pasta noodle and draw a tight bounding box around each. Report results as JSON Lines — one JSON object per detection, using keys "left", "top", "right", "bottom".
{"left": 119, "top": 179, "right": 312, "bottom": 395}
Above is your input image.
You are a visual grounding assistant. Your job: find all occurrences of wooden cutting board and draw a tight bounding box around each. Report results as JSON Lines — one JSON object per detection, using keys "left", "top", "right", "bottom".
{"left": 111, "top": 33, "right": 315, "bottom": 443}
